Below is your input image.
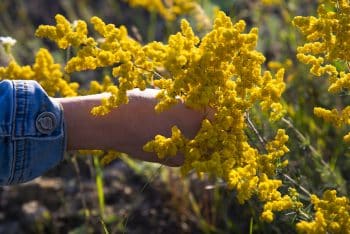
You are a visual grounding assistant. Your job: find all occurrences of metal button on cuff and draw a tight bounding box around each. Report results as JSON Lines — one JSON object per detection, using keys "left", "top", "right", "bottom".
{"left": 35, "top": 112, "right": 57, "bottom": 134}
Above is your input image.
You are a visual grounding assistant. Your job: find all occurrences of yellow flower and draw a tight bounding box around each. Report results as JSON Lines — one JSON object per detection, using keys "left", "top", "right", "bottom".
{"left": 296, "top": 190, "right": 350, "bottom": 234}
{"left": 36, "top": 14, "right": 88, "bottom": 49}
{"left": 294, "top": 0, "right": 350, "bottom": 76}
{"left": 145, "top": 12, "right": 288, "bottom": 218}
{"left": 143, "top": 126, "right": 186, "bottom": 159}
{"left": 261, "top": 0, "right": 282, "bottom": 6}
{"left": 126, "top": 0, "right": 198, "bottom": 21}
{"left": 0, "top": 48, "right": 78, "bottom": 97}
{"left": 293, "top": 0, "right": 350, "bottom": 142}
{"left": 35, "top": 11, "right": 289, "bottom": 223}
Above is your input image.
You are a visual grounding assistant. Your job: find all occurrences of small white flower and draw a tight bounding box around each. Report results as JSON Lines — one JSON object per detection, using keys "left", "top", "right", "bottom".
{"left": 97, "top": 37, "right": 106, "bottom": 43}
{"left": 72, "top": 20, "right": 79, "bottom": 28}
{"left": 0, "top": 36, "right": 17, "bottom": 47}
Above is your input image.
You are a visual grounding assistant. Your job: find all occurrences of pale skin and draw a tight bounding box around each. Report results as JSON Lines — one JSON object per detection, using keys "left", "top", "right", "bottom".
{"left": 54, "top": 89, "right": 208, "bottom": 166}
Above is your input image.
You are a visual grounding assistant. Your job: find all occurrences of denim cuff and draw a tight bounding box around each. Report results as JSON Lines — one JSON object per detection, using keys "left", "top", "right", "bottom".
{"left": 0, "top": 80, "right": 66, "bottom": 185}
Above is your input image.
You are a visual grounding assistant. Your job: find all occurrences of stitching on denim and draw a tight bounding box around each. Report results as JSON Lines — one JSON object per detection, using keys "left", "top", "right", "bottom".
{"left": 13, "top": 140, "right": 25, "bottom": 183}
{"left": 9, "top": 81, "right": 27, "bottom": 184}
{"left": 6, "top": 80, "right": 65, "bottom": 184}
{"left": 8, "top": 81, "right": 17, "bottom": 184}
{"left": 19, "top": 81, "right": 29, "bottom": 182}
{"left": 16, "top": 82, "right": 26, "bottom": 136}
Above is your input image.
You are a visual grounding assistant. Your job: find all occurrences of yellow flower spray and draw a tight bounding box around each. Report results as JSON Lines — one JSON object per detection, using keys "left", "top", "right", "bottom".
{"left": 296, "top": 190, "right": 350, "bottom": 234}
{"left": 293, "top": 0, "right": 350, "bottom": 232}
{"left": 31, "top": 11, "right": 295, "bottom": 222}
{"left": 0, "top": 48, "right": 78, "bottom": 97}
{"left": 293, "top": 0, "right": 350, "bottom": 142}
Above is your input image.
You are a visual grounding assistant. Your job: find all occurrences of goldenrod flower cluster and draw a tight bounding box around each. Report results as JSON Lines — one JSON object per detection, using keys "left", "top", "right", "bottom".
{"left": 87, "top": 75, "right": 115, "bottom": 95}
{"left": 0, "top": 48, "right": 78, "bottom": 97}
{"left": 259, "top": 129, "right": 289, "bottom": 177}
{"left": 37, "top": 14, "right": 154, "bottom": 114}
{"left": 36, "top": 14, "right": 88, "bottom": 49}
{"left": 144, "top": 126, "right": 186, "bottom": 159}
{"left": 293, "top": 0, "right": 350, "bottom": 141}
{"left": 144, "top": 12, "right": 290, "bottom": 220}
{"left": 259, "top": 174, "right": 302, "bottom": 222}
{"left": 313, "top": 106, "right": 350, "bottom": 142}
{"left": 296, "top": 190, "right": 350, "bottom": 234}
{"left": 33, "top": 11, "right": 290, "bottom": 221}
{"left": 293, "top": 0, "right": 350, "bottom": 92}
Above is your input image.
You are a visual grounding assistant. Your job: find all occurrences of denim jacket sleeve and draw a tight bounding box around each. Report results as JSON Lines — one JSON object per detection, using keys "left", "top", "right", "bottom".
{"left": 0, "top": 80, "right": 66, "bottom": 185}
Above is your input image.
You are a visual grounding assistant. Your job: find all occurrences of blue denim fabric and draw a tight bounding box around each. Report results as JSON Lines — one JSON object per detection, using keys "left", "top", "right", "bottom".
{"left": 0, "top": 80, "right": 66, "bottom": 185}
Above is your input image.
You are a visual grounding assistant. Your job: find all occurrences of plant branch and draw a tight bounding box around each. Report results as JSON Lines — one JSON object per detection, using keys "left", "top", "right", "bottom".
{"left": 282, "top": 173, "right": 312, "bottom": 197}
{"left": 135, "top": 64, "right": 164, "bottom": 79}
{"left": 281, "top": 117, "right": 328, "bottom": 167}
{"left": 245, "top": 112, "right": 267, "bottom": 153}
{"left": 245, "top": 112, "right": 313, "bottom": 197}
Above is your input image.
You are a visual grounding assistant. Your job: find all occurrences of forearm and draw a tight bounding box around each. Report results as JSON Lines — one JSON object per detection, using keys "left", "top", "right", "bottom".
{"left": 54, "top": 89, "right": 205, "bottom": 165}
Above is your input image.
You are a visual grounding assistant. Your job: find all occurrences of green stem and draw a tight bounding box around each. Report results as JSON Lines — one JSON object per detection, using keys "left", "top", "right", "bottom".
{"left": 245, "top": 113, "right": 313, "bottom": 197}
{"left": 147, "top": 11, "right": 157, "bottom": 42}
{"left": 94, "top": 156, "right": 105, "bottom": 218}
{"left": 72, "top": 154, "right": 91, "bottom": 220}
{"left": 281, "top": 117, "right": 328, "bottom": 167}
{"left": 282, "top": 174, "right": 311, "bottom": 197}
{"left": 281, "top": 117, "right": 347, "bottom": 193}
{"left": 249, "top": 217, "right": 254, "bottom": 234}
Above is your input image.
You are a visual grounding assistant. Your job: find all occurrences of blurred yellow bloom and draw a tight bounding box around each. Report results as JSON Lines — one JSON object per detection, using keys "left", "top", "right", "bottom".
{"left": 126, "top": 0, "right": 197, "bottom": 21}
{"left": 261, "top": 0, "right": 282, "bottom": 6}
